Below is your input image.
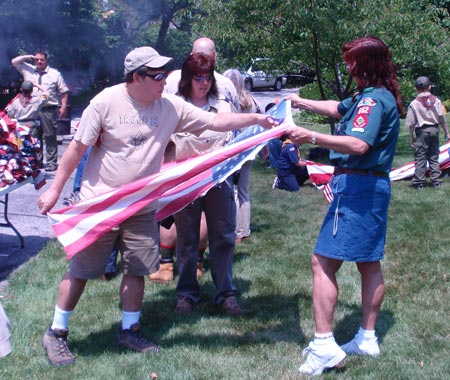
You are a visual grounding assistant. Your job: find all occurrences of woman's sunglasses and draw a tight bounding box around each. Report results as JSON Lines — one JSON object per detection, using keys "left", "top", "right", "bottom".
{"left": 193, "top": 75, "right": 213, "bottom": 83}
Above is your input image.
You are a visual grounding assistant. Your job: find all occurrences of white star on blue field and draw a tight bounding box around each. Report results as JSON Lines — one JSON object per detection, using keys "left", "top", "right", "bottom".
{"left": 212, "top": 100, "right": 288, "bottom": 182}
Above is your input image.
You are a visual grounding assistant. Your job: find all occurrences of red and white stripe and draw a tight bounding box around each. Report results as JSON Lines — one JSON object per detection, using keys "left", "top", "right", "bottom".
{"left": 389, "top": 141, "right": 450, "bottom": 181}
{"left": 308, "top": 141, "right": 450, "bottom": 203}
{"left": 48, "top": 123, "right": 288, "bottom": 258}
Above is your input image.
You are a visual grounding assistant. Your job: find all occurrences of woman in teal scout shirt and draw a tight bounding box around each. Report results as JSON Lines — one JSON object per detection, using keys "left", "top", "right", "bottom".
{"left": 286, "top": 36, "right": 404, "bottom": 376}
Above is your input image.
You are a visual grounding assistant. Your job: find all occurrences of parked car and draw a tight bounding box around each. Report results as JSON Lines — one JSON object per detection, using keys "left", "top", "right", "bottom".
{"left": 285, "top": 60, "right": 316, "bottom": 87}
{"left": 242, "top": 58, "right": 287, "bottom": 91}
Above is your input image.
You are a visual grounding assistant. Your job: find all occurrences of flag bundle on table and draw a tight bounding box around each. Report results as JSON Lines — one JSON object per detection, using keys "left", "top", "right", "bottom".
{"left": 48, "top": 100, "right": 293, "bottom": 258}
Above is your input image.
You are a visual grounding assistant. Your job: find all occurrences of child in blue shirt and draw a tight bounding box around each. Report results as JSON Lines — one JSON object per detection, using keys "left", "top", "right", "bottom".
{"left": 273, "top": 134, "right": 309, "bottom": 191}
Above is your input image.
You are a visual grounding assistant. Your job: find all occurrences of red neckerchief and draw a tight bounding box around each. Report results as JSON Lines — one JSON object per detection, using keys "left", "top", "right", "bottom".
{"left": 416, "top": 94, "right": 436, "bottom": 110}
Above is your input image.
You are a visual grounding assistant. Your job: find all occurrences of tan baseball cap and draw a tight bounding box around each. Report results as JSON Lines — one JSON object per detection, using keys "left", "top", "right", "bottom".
{"left": 124, "top": 46, "right": 173, "bottom": 75}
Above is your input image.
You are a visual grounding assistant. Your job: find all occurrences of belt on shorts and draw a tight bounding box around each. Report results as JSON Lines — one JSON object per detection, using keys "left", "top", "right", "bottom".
{"left": 417, "top": 123, "right": 439, "bottom": 129}
{"left": 334, "top": 167, "right": 389, "bottom": 178}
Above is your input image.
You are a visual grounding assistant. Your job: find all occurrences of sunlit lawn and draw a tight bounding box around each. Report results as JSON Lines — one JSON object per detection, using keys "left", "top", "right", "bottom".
{"left": 1, "top": 119, "right": 449, "bottom": 379}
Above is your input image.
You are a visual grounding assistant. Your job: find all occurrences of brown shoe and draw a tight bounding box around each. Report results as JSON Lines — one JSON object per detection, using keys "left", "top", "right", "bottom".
{"left": 100, "top": 271, "right": 118, "bottom": 281}
{"left": 236, "top": 235, "right": 250, "bottom": 244}
{"left": 149, "top": 262, "right": 174, "bottom": 283}
{"left": 118, "top": 323, "right": 160, "bottom": 353}
{"left": 42, "top": 327, "right": 76, "bottom": 366}
{"left": 221, "top": 296, "right": 242, "bottom": 316}
{"left": 196, "top": 261, "right": 205, "bottom": 278}
{"left": 175, "top": 297, "right": 194, "bottom": 315}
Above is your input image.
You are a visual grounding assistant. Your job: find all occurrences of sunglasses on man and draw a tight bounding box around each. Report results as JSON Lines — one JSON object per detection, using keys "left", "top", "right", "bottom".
{"left": 144, "top": 72, "right": 168, "bottom": 81}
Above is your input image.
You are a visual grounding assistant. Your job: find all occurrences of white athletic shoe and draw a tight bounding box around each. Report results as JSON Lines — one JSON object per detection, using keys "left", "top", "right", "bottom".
{"left": 340, "top": 337, "right": 380, "bottom": 357}
{"left": 298, "top": 339, "right": 346, "bottom": 376}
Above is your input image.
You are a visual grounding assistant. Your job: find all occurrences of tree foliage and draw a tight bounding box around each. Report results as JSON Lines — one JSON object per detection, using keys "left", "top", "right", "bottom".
{"left": 194, "top": 0, "right": 450, "bottom": 102}
{"left": 2, "top": 0, "right": 450, "bottom": 107}
{"left": 1, "top": 0, "right": 196, "bottom": 93}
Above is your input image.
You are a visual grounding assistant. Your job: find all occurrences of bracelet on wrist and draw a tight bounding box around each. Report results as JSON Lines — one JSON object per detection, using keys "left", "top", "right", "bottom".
{"left": 311, "top": 131, "right": 317, "bottom": 145}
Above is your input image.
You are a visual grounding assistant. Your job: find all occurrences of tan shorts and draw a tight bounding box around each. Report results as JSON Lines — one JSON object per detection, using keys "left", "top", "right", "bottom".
{"left": 69, "top": 211, "right": 159, "bottom": 279}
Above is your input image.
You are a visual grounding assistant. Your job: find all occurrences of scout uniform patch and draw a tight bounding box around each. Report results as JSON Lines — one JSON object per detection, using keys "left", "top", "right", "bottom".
{"left": 352, "top": 114, "right": 368, "bottom": 131}
{"left": 357, "top": 97, "right": 377, "bottom": 107}
{"left": 352, "top": 97, "right": 376, "bottom": 132}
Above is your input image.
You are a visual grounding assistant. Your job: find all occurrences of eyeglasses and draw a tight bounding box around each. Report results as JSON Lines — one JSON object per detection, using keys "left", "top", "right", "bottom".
{"left": 193, "top": 75, "right": 212, "bottom": 83}
{"left": 143, "top": 72, "right": 168, "bottom": 81}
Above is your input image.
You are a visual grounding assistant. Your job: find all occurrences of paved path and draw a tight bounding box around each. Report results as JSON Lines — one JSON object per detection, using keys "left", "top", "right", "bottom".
{"left": 249, "top": 87, "right": 298, "bottom": 112}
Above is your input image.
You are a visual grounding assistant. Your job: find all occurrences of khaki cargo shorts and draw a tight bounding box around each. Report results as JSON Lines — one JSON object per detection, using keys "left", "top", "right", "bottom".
{"left": 69, "top": 211, "right": 159, "bottom": 279}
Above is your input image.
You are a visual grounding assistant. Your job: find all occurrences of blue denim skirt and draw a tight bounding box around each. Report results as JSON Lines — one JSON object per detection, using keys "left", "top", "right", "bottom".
{"left": 314, "top": 173, "right": 391, "bottom": 262}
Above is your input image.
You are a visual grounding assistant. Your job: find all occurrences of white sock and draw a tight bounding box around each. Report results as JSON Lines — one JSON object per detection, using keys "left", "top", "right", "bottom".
{"left": 313, "top": 332, "right": 334, "bottom": 344}
{"left": 51, "top": 305, "right": 73, "bottom": 330}
{"left": 357, "top": 327, "right": 376, "bottom": 341}
{"left": 121, "top": 310, "right": 141, "bottom": 330}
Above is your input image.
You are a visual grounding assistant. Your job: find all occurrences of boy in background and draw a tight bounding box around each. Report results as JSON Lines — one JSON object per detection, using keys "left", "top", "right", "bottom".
{"left": 273, "top": 134, "right": 309, "bottom": 192}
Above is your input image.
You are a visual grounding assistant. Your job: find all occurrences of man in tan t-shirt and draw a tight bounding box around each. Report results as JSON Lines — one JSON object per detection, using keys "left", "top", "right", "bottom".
{"left": 37, "top": 46, "right": 274, "bottom": 367}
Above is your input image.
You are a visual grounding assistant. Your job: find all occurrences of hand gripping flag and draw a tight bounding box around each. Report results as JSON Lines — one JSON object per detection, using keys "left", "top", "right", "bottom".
{"left": 156, "top": 100, "right": 293, "bottom": 220}
{"left": 48, "top": 100, "right": 293, "bottom": 258}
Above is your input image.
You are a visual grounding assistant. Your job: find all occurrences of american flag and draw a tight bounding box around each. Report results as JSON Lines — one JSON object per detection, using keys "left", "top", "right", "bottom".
{"left": 48, "top": 100, "right": 292, "bottom": 258}
{"left": 304, "top": 161, "right": 335, "bottom": 203}
{"left": 308, "top": 140, "right": 450, "bottom": 203}
{"left": 389, "top": 141, "right": 450, "bottom": 181}
{"left": 305, "top": 161, "right": 335, "bottom": 188}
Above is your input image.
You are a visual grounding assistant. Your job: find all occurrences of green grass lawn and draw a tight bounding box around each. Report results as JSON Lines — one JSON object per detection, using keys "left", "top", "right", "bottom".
{"left": 1, "top": 120, "right": 449, "bottom": 379}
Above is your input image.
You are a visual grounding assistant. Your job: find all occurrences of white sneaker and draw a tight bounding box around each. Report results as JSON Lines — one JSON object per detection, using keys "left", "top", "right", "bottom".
{"left": 340, "top": 337, "right": 380, "bottom": 357}
{"left": 298, "top": 340, "right": 346, "bottom": 376}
